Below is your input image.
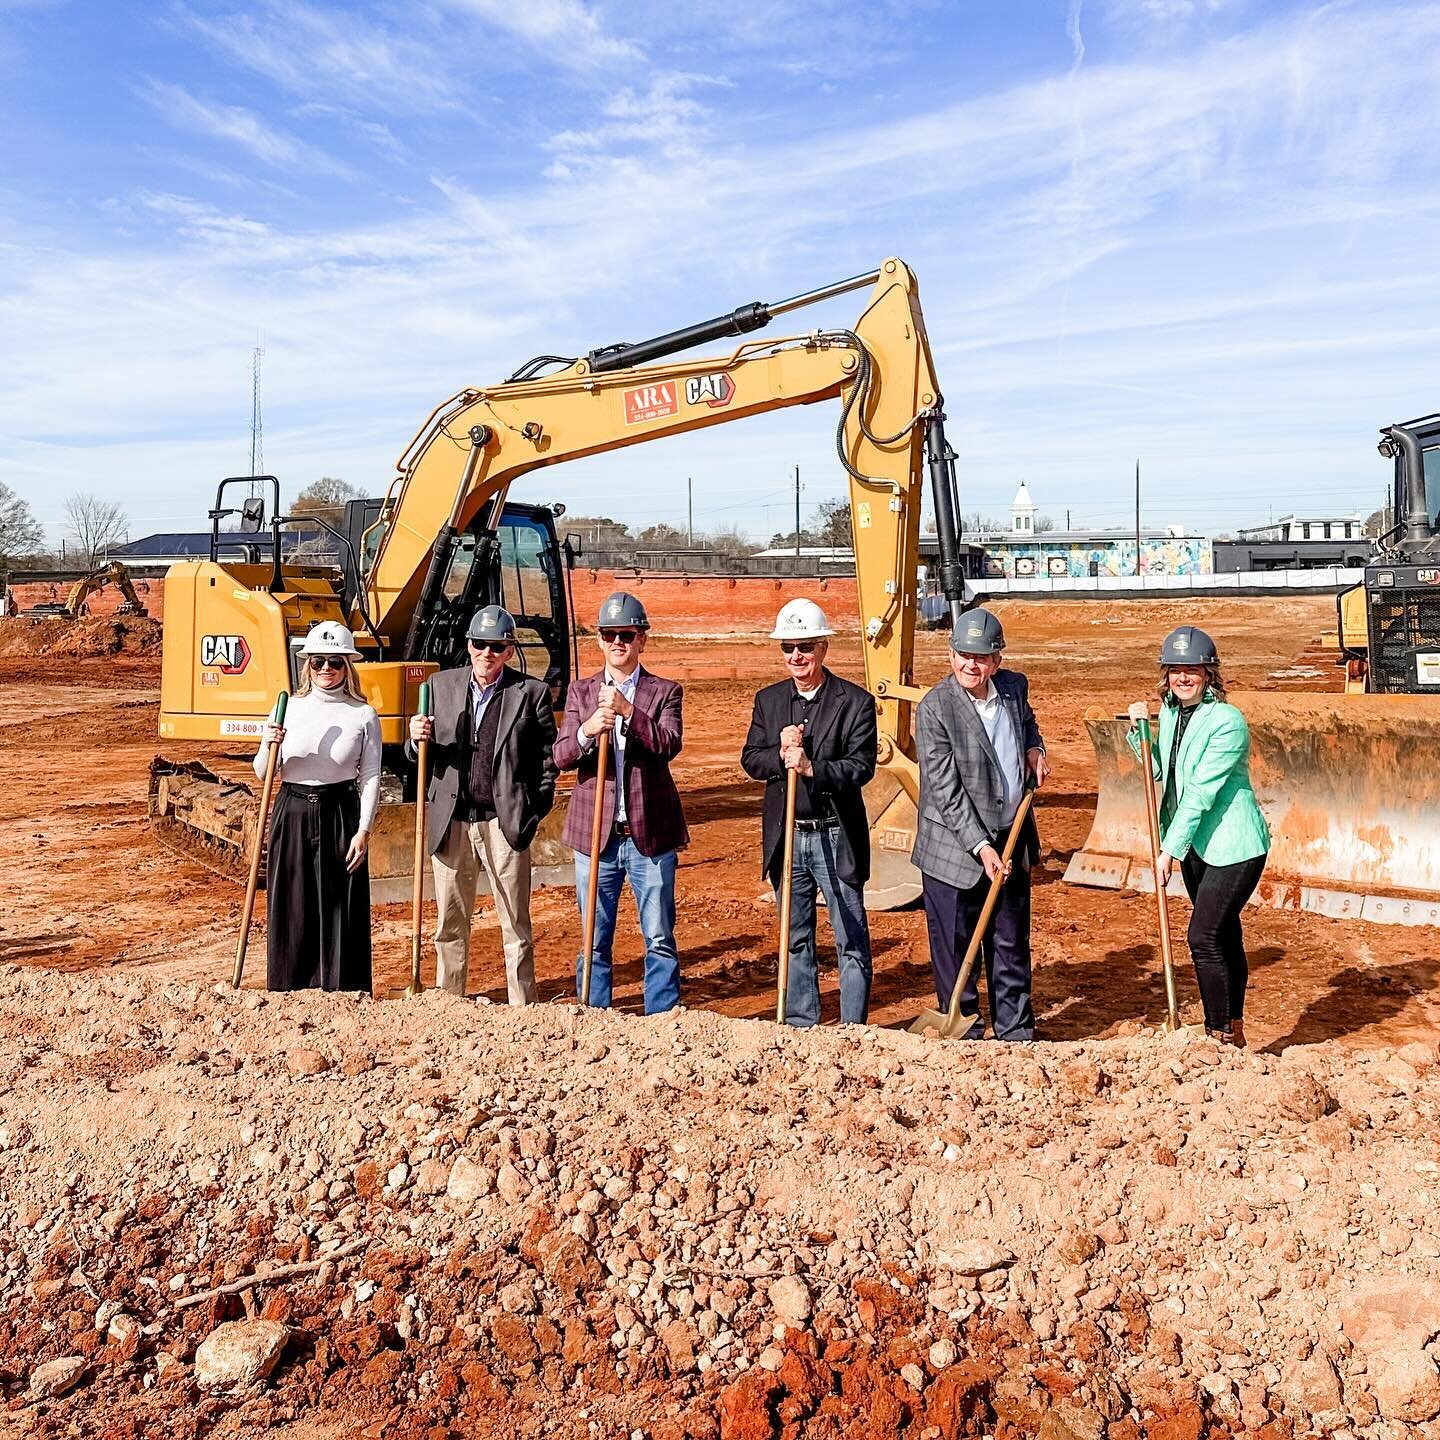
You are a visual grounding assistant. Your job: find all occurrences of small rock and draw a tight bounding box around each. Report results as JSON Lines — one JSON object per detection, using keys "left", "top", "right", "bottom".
{"left": 446, "top": 1157, "right": 493, "bottom": 1202}
{"left": 1372, "top": 1349, "right": 1440, "bottom": 1423}
{"left": 414, "top": 1159, "right": 449, "bottom": 1195}
{"left": 29, "top": 1356, "right": 87, "bottom": 1400}
{"left": 1038, "top": 1399, "right": 1108, "bottom": 1440}
{"left": 386, "top": 1161, "right": 410, "bottom": 1191}
{"left": 286, "top": 1049, "right": 329, "bottom": 1077}
{"left": 900, "top": 1362, "right": 926, "bottom": 1390}
{"left": 107, "top": 1314, "right": 140, "bottom": 1346}
{"left": 940, "top": 1240, "right": 1015, "bottom": 1276}
{"left": 193, "top": 1320, "right": 290, "bottom": 1392}
{"left": 929, "top": 1338, "right": 957, "bottom": 1369}
{"left": 769, "top": 1275, "right": 811, "bottom": 1326}
{"left": 496, "top": 1162, "right": 530, "bottom": 1205}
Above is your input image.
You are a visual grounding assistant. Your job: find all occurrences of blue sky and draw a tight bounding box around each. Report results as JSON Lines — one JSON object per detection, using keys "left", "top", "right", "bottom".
{"left": 2, "top": 0, "right": 1438, "bottom": 546}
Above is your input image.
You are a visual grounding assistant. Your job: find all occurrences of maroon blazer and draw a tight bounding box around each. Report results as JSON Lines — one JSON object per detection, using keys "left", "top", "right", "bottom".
{"left": 554, "top": 668, "right": 688, "bottom": 858}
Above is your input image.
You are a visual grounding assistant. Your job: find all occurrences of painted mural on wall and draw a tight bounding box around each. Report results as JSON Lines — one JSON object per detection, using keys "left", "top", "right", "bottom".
{"left": 981, "top": 537, "right": 1212, "bottom": 579}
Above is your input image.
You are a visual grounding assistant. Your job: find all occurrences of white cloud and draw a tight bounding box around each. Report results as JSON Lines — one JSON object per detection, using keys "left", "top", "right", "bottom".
{"left": 447, "top": 0, "right": 641, "bottom": 67}
{"left": 3, "top": 2, "right": 1440, "bottom": 538}
{"left": 140, "top": 80, "right": 350, "bottom": 176}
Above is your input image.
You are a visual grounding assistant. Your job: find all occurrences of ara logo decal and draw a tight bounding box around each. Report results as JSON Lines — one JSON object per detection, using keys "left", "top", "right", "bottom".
{"left": 200, "top": 634, "right": 251, "bottom": 674}
{"left": 684, "top": 373, "right": 734, "bottom": 409}
{"left": 622, "top": 382, "right": 678, "bottom": 425}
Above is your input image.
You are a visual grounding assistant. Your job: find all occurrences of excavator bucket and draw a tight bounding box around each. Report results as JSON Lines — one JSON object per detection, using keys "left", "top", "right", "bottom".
{"left": 149, "top": 758, "right": 574, "bottom": 898}
{"left": 1067, "top": 693, "right": 1440, "bottom": 926}
{"left": 864, "top": 772, "right": 923, "bottom": 911}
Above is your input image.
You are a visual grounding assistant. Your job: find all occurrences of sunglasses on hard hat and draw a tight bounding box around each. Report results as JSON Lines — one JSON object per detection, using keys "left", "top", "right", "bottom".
{"left": 780, "top": 641, "right": 817, "bottom": 655}
{"left": 600, "top": 629, "right": 638, "bottom": 644}
{"left": 308, "top": 656, "right": 348, "bottom": 672}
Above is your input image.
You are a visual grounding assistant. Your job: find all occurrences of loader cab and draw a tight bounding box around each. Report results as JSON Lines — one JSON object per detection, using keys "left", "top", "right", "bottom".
{"left": 342, "top": 497, "right": 575, "bottom": 707}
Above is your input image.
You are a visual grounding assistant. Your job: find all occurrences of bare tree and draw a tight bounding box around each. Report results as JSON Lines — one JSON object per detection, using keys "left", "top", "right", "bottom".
{"left": 637, "top": 522, "right": 688, "bottom": 547}
{"left": 65, "top": 492, "right": 128, "bottom": 568}
{"left": 1034, "top": 514, "right": 1057, "bottom": 533}
{"left": 814, "top": 497, "right": 854, "bottom": 548}
{"left": 291, "top": 476, "right": 362, "bottom": 523}
{"left": 0, "top": 483, "right": 44, "bottom": 563}
{"left": 961, "top": 511, "right": 1004, "bottom": 535}
{"left": 704, "top": 524, "right": 755, "bottom": 558}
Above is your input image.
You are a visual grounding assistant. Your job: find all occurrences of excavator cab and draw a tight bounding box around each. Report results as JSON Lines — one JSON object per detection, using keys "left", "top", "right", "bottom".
{"left": 342, "top": 496, "right": 573, "bottom": 706}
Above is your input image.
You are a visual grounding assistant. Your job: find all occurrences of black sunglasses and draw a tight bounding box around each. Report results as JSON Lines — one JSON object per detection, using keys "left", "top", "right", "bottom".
{"left": 469, "top": 641, "right": 510, "bottom": 655}
{"left": 600, "top": 629, "right": 638, "bottom": 644}
{"left": 308, "top": 656, "right": 347, "bottom": 672}
{"left": 780, "top": 641, "right": 817, "bottom": 655}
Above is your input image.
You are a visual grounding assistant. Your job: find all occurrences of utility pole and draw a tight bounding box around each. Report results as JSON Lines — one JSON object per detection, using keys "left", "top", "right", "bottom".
{"left": 1134, "top": 460, "right": 1141, "bottom": 577}
{"left": 1066, "top": 508, "right": 1071, "bottom": 531}
{"left": 794, "top": 465, "right": 801, "bottom": 558}
{"left": 687, "top": 478, "right": 693, "bottom": 547}
{"left": 249, "top": 344, "right": 265, "bottom": 495}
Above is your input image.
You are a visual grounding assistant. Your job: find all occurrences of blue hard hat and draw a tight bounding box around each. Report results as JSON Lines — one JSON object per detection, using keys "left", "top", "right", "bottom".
{"left": 951, "top": 607, "right": 1005, "bottom": 655}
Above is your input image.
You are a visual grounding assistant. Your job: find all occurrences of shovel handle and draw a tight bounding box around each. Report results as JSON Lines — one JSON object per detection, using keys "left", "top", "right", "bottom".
{"left": 939, "top": 781, "right": 1035, "bottom": 1037}
{"left": 233, "top": 690, "right": 288, "bottom": 989}
{"left": 1136, "top": 714, "right": 1180, "bottom": 1030}
{"left": 775, "top": 766, "right": 800, "bottom": 1025}
{"left": 580, "top": 730, "right": 610, "bottom": 1007}
{"left": 409, "top": 681, "right": 432, "bottom": 996}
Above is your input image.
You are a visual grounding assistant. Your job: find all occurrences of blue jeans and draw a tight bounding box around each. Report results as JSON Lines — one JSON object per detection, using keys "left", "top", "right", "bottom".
{"left": 775, "top": 824, "right": 872, "bottom": 1028}
{"left": 573, "top": 835, "right": 680, "bottom": 1013}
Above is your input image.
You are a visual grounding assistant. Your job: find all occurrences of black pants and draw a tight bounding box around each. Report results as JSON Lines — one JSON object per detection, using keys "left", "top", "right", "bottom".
{"left": 921, "top": 857, "right": 1034, "bottom": 1041}
{"left": 1180, "top": 850, "right": 1265, "bottom": 1030}
{"left": 267, "top": 782, "right": 372, "bottom": 993}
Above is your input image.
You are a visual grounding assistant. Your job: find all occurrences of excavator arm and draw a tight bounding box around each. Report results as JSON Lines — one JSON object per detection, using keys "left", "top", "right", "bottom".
{"left": 363, "top": 259, "right": 963, "bottom": 837}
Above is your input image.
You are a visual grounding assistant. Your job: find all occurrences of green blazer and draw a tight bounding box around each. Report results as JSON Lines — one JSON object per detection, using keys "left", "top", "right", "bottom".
{"left": 1127, "top": 691, "right": 1271, "bottom": 865}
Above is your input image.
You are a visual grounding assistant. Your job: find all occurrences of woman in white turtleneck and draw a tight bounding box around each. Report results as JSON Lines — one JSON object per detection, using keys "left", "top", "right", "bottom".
{"left": 254, "top": 622, "right": 380, "bottom": 993}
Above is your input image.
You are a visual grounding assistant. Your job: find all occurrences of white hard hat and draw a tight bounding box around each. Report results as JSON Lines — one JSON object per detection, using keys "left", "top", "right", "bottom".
{"left": 300, "top": 621, "right": 359, "bottom": 657}
{"left": 770, "top": 598, "right": 834, "bottom": 640}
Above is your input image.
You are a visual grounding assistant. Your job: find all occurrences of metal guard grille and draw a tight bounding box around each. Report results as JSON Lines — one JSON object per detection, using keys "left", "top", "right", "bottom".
{"left": 1369, "top": 589, "right": 1440, "bottom": 691}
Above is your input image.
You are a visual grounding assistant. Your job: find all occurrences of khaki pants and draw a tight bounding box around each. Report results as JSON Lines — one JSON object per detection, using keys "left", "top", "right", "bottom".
{"left": 431, "top": 817, "right": 536, "bottom": 1004}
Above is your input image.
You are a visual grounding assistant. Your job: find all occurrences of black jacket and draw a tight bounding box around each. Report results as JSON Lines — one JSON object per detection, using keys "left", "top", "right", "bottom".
{"left": 740, "top": 669, "right": 878, "bottom": 888}
{"left": 405, "top": 666, "right": 557, "bottom": 855}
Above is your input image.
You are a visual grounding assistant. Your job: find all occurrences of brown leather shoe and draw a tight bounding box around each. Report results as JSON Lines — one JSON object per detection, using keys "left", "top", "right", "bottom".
{"left": 1228, "top": 1020, "right": 1247, "bottom": 1049}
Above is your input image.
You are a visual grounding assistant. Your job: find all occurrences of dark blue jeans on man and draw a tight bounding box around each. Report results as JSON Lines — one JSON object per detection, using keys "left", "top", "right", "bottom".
{"left": 776, "top": 822, "right": 872, "bottom": 1028}
{"left": 921, "top": 858, "right": 1034, "bottom": 1041}
{"left": 574, "top": 833, "right": 680, "bottom": 1013}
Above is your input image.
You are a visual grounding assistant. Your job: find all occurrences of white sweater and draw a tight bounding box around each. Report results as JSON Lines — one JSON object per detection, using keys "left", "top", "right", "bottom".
{"left": 254, "top": 686, "right": 382, "bottom": 831}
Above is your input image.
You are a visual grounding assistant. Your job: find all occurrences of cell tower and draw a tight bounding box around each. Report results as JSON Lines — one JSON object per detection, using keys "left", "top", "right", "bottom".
{"left": 249, "top": 344, "right": 264, "bottom": 493}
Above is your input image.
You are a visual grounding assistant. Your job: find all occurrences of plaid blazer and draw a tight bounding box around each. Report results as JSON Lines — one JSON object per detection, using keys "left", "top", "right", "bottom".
{"left": 911, "top": 669, "right": 1043, "bottom": 890}
{"left": 554, "top": 667, "right": 688, "bottom": 858}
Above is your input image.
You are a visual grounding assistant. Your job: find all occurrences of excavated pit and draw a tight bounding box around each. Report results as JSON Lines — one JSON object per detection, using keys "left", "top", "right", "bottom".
{"left": 1, "top": 966, "right": 1437, "bottom": 1439}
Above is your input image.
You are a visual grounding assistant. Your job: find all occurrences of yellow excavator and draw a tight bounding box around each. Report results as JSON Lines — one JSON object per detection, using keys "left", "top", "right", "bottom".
{"left": 1069, "top": 413, "right": 1440, "bottom": 927}
{"left": 26, "top": 560, "right": 148, "bottom": 618}
{"left": 150, "top": 259, "right": 968, "bottom": 906}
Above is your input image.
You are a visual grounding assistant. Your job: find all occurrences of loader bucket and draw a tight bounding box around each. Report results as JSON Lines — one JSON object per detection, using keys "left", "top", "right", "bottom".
{"left": 864, "top": 769, "right": 923, "bottom": 911}
{"left": 1066, "top": 693, "right": 1440, "bottom": 926}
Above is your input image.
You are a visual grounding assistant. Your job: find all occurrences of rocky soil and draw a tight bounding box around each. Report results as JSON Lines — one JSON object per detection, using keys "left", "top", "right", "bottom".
{"left": 1, "top": 966, "right": 1438, "bottom": 1439}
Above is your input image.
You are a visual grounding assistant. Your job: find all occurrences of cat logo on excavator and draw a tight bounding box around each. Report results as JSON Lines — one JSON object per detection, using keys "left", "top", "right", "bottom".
{"left": 200, "top": 635, "right": 250, "bottom": 674}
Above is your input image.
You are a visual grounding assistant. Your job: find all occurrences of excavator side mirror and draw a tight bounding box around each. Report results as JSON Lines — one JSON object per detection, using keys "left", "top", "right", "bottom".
{"left": 241, "top": 497, "right": 266, "bottom": 531}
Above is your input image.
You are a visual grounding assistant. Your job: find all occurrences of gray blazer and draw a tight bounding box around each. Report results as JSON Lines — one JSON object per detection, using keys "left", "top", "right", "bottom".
{"left": 405, "top": 665, "right": 558, "bottom": 856}
{"left": 911, "top": 669, "right": 1043, "bottom": 890}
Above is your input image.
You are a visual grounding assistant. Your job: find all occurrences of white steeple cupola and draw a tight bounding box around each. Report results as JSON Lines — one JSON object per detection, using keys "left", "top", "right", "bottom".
{"left": 1011, "top": 481, "right": 1037, "bottom": 537}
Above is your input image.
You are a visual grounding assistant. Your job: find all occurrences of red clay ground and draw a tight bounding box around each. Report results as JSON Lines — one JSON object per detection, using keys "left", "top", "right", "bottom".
{"left": 1, "top": 595, "right": 1434, "bottom": 1052}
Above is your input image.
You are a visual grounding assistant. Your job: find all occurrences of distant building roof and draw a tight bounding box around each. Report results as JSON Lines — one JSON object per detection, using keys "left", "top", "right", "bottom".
{"left": 111, "top": 529, "right": 327, "bottom": 561}
{"left": 751, "top": 545, "right": 855, "bottom": 559}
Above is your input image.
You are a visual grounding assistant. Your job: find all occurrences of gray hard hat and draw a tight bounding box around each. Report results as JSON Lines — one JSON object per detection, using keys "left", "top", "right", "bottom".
{"left": 951, "top": 607, "right": 1005, "bottom": 656}
{"left": 1159, "top": 625, "right": 1218, "bottom": 666}
{"left": 598, "top": 591, "right": 650, "bottom": 631}
{"left": 467, "top": 605, "right": 516, "bottom": 643}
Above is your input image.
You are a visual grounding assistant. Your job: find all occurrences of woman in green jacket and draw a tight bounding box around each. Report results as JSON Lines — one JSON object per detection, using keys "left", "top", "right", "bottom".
{"left": 1128, "top": 626, "right": 1271, "bottom": 1046}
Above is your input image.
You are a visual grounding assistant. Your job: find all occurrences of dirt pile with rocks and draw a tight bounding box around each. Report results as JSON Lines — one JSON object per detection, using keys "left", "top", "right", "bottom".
{"left": 1, "top": 965, "right": 1437, "bottom": 1439}
{"left": 0, "top": 614, "right": 162, "bottom": 659}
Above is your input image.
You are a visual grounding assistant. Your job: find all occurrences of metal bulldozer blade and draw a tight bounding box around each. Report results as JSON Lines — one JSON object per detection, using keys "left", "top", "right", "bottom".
{"left": 1067, "top": 693, "right": 1440, "bottom": 926}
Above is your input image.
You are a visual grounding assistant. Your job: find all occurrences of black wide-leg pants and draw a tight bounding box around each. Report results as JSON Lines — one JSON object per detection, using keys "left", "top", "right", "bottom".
{"left": 266, "top": 781, "right": 372, "bottom": 993}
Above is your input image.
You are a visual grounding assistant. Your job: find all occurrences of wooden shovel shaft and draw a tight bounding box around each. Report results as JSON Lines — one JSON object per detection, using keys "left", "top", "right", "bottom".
{"left": 775, "top": 766, "right": 799, "bottom": 1025}
{"left": 1138, "top": 718, "right": 1181, "bottom": 1030}
{"left": 409, "top": 738, "right": 429, "bottom": 993}
{"left": 233, "top": 741, "right": 281, "bottom": 989}
{"left": 939, "top": 786, "right": 1035, "bottom": 1037}
{"left": 580, "top": 730, "right": 610, "bottom": 1007}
